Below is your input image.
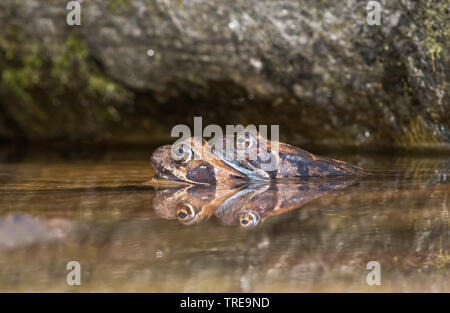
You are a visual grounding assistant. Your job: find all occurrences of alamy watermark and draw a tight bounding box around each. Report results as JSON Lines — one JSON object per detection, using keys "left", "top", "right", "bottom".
{"left": 65, "top": 1, "right": 382, "bottom": 29}
{"left": 66, "top": 261, "right": 81, "bottom": 286}
{"left": 366, "top": 261, "right": 381, "bottom": 286}
{"left": 170, "top": 117, "right": 280, "bottom": 171}
{"left": 66, "top": 1, "right": 81, "bottom": 26}
{"left": 367, "top": 1, "right": 381, "bottom": 25}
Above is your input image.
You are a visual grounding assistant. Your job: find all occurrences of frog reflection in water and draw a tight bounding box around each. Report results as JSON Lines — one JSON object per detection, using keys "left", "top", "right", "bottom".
{"left": 150, "top": 132, "right": 368, "bottom": 184}
{"left": 150, "top": 132, "right": 364, "bottom": 227}
{"left": 152, "top": 179, "right": 354, "bottom": 228}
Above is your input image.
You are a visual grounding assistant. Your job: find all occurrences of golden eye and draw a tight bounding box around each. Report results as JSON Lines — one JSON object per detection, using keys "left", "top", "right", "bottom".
{"left": 237, "top": 211, "right": 259, "bottom": 228}
{"left": 172, "top": 145, "right": 193, "bottom": 163}
{"left": 175, "top": 203, "right": 195, "bottom": 224}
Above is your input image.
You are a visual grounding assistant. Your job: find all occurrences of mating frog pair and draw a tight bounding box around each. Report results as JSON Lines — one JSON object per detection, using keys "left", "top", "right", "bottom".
{"left": 151, "top": 133, "right": 368, "bottom": 185}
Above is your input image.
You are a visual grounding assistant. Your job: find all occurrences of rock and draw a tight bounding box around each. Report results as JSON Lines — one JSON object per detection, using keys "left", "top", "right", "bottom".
{"left": 0, "top": 0, "right": 448, "bottom": 149}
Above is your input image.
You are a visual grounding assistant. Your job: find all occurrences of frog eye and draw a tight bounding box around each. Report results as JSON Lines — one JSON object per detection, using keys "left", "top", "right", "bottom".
{"left": 175, "top": 203, "right": 196, "bottom": 224}
{"left": 235, "top": 133, "right": 256, "bottom": 150}
{"left": 237, "top": 211, "right": 259, "bottom": 228}
{"left": 171, "top": 144, "right": 193, "bottom": 163}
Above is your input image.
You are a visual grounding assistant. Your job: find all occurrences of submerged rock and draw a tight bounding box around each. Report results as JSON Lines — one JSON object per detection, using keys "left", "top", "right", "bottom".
{"left": 0, "top": 0, "right": 448, "bottom": 149}
{"left": 0, "top": 214, "right": 73, "bottom": 250}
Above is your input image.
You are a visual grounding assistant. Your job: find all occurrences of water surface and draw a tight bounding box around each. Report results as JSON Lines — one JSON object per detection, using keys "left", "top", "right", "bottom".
{"left": 0, "top": 147, "right": 448, "bottom": 292}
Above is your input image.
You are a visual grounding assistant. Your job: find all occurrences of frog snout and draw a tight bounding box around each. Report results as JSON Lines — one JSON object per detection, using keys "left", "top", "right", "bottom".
{"left": 151, "top": 145, "right": 170, "bottom": 164}
{"left": 150, "top": 145, "right": 180, "bottom": 180}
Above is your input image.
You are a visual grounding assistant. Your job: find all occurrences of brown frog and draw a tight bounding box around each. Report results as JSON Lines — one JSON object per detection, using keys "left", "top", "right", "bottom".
{"left": 151, "top": 133, "right": 369, "bottom": 184}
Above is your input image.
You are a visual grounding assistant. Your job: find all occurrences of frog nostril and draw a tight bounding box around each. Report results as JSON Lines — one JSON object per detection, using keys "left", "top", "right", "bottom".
{"left": 151, "top": 145, "right": 181, "bottom": 180}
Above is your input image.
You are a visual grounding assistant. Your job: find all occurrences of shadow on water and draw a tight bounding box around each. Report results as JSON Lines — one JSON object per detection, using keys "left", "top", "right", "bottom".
{"left": 0, "top": 146, "right": 448, "bottom": 292}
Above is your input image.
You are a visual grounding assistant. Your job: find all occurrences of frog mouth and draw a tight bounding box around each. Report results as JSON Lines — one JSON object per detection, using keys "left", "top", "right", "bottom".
{"left": 153, "top": 165, "right": 182, "bottom": 181}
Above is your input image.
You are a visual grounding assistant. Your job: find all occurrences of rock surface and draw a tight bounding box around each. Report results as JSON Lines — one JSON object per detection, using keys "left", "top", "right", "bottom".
{"left": 0, "top": 0, "right": 448, "bottom": 149}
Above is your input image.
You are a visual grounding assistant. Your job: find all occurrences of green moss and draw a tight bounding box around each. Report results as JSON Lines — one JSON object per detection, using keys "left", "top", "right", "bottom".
{"left": 416, "top": 1, "right": 449, "bottom": 59}
{"left": 88, "top": 74, "right": 131, "bottom": 102}
{"left": 50, "top": 33, "right": 89, "bottom": 86}
{"left": 0, "top": 28, "right": 43, "bottom": 101}
{"left": 0, "top": 28, "right": 130, "bottom": 101}
{"left": 0, "top": 24, "right": 134, "bottom": 140}
{"left": 107, "top": 0, "right": 133, "bottom": 12}
{"left": 1, "top": 53, "right": 41, "bottom": 102}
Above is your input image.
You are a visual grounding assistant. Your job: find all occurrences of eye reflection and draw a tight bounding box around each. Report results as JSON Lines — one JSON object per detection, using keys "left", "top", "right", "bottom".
{"left": 235, "top": 133, "right": 256, "bottom": 150}
{"left": 237, "top": 211, "right": 259, "bottom": 229}
{"left": 175, "top": 203, "right": 196, "bottom": 224}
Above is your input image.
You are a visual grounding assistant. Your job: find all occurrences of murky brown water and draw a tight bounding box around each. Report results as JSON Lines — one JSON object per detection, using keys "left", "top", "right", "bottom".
{"left": 0, "top": 146, "right": 448, "bottom": 292}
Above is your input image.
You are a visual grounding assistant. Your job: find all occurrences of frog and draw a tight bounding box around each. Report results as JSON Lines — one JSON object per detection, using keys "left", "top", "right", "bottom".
{"left": 151, "top": 132, "right": 369, "bottom": 184}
